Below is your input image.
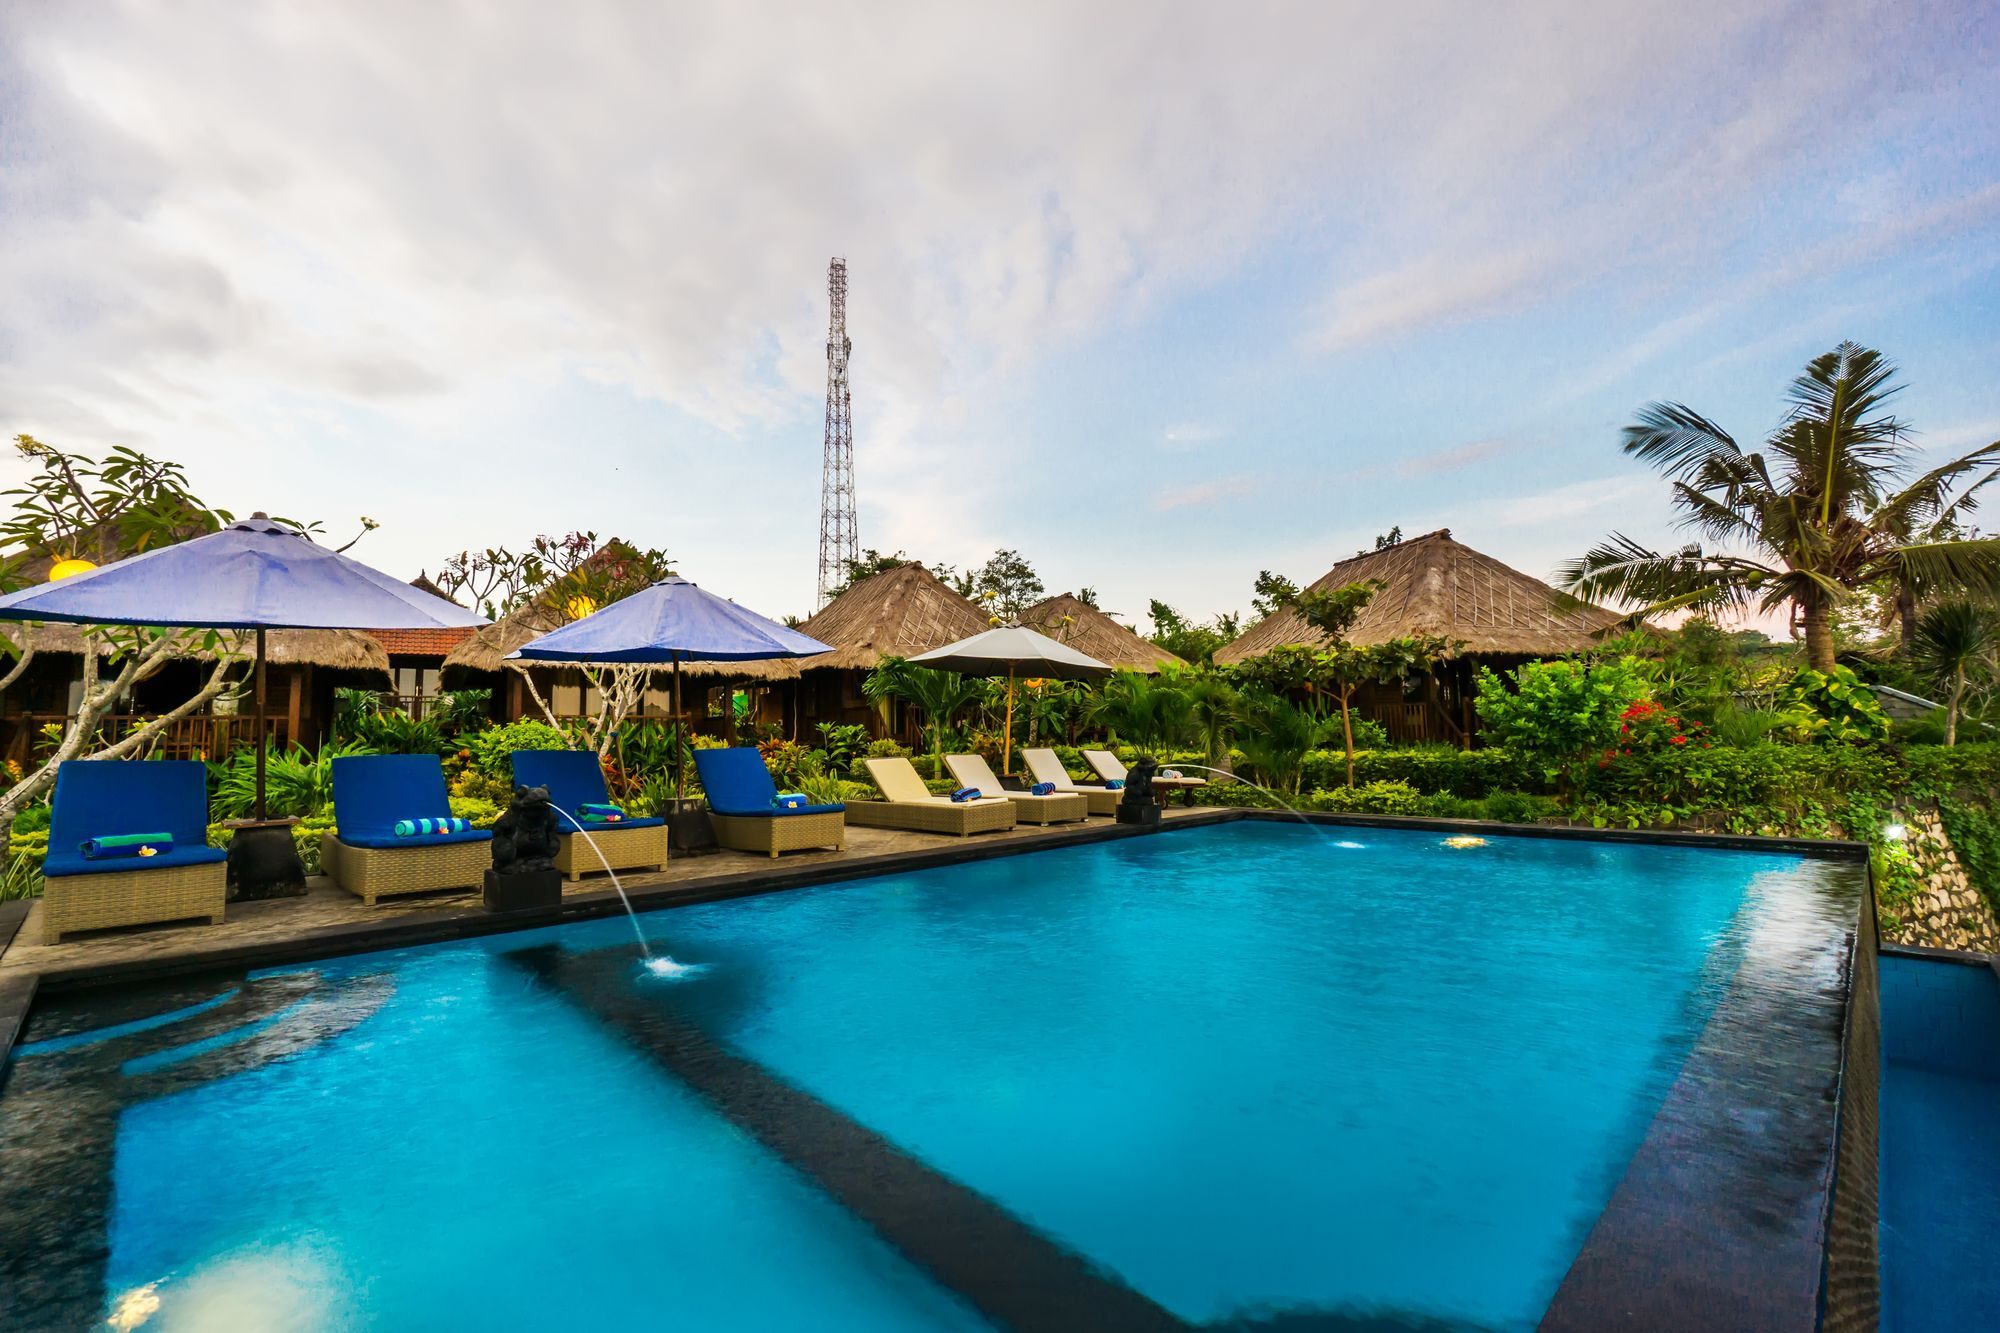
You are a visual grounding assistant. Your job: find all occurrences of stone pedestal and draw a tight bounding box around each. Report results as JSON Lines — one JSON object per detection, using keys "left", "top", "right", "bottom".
{"left": 226, "top": 820, "right": 307, "bottom": 901}
{"left": 484, "top": 867, "right": 561, "bottom": 913}
{"left": 667, "top": 799, "right": 718, "bottom": 853}
{"left": 1115, "top": 756, "right": 1162, "bottom": 827}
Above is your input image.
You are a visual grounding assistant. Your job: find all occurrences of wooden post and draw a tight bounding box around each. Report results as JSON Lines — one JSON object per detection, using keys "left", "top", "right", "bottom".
{"left": 286, "top": 665, "right": 304, "bottom": 749}
{"left": 253, "top": 628, "right": 269, "bottom": 821}
{"left": 1002, "top": 665, "right": 1015, "bottom": 776}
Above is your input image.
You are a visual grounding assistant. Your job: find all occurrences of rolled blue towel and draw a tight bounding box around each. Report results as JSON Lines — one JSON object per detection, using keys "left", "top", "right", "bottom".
{"left": 1104, "top": 778, "right": 1125, "bottom": 790}
{"left": 1029, "top": 781, "right": 1056, "bottom": 796}
{"left": 79, "top": 832, "right": 174, "bottom": 860}
{"left": 578, "top": 803, "right": 625, "bottom": 823}
{"left": 948, "top": 787, "right": 980, "bottom": 803}
{"left": 394, "top": 816, "right": 470, "bottom": 837}
{"left": 773, "top": 793, "right": 808, "bottom": 810}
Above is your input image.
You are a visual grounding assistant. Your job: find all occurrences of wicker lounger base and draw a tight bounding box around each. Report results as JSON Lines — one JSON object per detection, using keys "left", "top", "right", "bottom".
{"left": 843, "top": 800, "right": 1018, "bottom": 836}
{"left": 42, "top": 861, "right": 227, "bottom": 945}
{"left": 708, "top": 811, "right": 845, "bottom": 858}
{"left": 1007, "top": 793, "right": 1090, "bottom": 825}
{"left": 555, "top": 824, "right": 668, "bottom": 881}
{"left": 1066, "top": 788, "right": 1121, "bottom": 817}
{"left": 322, "top": 834, "right": 491, "bottom": 906}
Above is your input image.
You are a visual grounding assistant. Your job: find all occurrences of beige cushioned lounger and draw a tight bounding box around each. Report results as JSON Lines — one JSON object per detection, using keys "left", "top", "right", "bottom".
{"left": 848, "top": 758, "right": 1017, "bottom": 836}
{"left": 1020, "top": 748, "right": 1119, "bottom": 816}
{"left": 945, "top": 754, "right": 1089, "bottom": 825}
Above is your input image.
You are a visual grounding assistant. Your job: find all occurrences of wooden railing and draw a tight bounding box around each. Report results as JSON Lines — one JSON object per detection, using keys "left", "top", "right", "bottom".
{"left": 1370, "top": 701, "right": 1464, "bottom": 747}
{"left": 0, "top": 713, "right": 289, "bottom": 765}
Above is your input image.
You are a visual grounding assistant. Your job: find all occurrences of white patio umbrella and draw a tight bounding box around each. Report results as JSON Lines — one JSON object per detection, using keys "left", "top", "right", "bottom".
{"left": 909, "top": 625, "right": 1109, "bottom": 776}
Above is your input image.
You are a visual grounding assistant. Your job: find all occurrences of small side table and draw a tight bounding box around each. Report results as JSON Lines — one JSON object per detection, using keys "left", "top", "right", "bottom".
{"left": 226, "top": 818, "right": 308, "bottom": 901}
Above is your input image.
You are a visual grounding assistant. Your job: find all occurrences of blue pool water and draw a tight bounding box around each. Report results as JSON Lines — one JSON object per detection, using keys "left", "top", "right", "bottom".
{"left": 1879, "top": 952, "right": 2000, "bottom": 1331}
{"left": 9, "top": 822, "right": 1833, "bottom": 1330}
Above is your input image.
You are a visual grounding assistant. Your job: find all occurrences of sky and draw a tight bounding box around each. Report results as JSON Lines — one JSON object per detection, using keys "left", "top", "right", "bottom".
{"left": 2, "top": 0, "right": 1998, "bottom": 633}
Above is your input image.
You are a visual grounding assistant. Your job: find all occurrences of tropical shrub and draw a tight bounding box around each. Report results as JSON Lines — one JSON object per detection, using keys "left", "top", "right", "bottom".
{"left": 10, "top": 802, "right": 52, "bottom": 835}
{"left": 1314, "top": 780, "right": 1424, "bottom": 815}
{"left": 1230, "top": 687, "right": 1328, "bottom": 793}
{"left": 1778, "top": 665, "right": 1890, "bottom": 744}
{"left": 1474, "top": 657, "right": 1651, "bottom": 790}
{"left": 209, "top": 741, "right": 374, "bottom": 820}
{"left": 758, "top": 738, "right": 810, "bottom": 789}
{"left": 448, "top": 795, "right": 503, "bottom": 828}
{"left": 1, "top": 851, "right": 43, "bottom": 901}
{"left": 467, "top": 719, "right": 570, "bottom": 776}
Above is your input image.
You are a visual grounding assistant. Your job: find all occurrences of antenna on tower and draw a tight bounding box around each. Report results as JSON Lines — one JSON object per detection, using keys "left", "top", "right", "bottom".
{"left": 816, "top": 258, "right": 859, "bottom": 607}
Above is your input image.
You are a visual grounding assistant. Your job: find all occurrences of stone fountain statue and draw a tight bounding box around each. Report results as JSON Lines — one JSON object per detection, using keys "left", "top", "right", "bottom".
{"left": 486, "top": 783, "right": 563, "bottom": 910}
{"left": 1115, "top": 755, "right": 1161, "bottom": 827}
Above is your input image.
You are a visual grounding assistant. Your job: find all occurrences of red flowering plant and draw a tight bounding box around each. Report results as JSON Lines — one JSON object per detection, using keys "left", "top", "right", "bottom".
{"left": 1591, "top": 699, "right": 1713, "bottom": 805}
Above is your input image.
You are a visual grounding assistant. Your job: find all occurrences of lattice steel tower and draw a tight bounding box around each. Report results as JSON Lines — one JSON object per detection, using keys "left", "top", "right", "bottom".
{"left": 816, "top": 258, "right": 859, "bottom": 607}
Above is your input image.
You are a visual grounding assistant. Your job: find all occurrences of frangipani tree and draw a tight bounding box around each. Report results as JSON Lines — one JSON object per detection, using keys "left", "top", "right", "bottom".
{"left": 1563, "top": 344, "right": 2000, "bottom": 670}
{"left": 0, "top": 438, "right": 367, "bottom": 828}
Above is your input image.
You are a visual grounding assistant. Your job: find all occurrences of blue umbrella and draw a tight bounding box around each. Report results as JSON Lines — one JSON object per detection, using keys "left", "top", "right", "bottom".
{"left": 509, "top": 577, "right": 830, "bottom": 797}
{"left": 0, "top": 514, "right": 486, "bottom": 818}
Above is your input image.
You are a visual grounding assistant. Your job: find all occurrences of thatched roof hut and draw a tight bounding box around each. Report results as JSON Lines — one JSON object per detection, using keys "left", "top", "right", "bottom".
{"left": 792, "top": 562, "right": 992, "bottom": 672}
{"left": 441, "top": 596, "right": 799, "bottom": 684}
{"left": 1022, "top": 594, "right": 1183, "bottom": 672}
{"left": 1214, "top": 528, "right": 1622, "bottom": 664}
{"left": 6, "top": 620, "right": 391, "bottom": 678}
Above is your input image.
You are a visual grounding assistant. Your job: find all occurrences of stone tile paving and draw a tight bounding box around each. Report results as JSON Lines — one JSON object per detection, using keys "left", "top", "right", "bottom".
{"left": 1, "top": 811, "right": 1208, "bottom": 981}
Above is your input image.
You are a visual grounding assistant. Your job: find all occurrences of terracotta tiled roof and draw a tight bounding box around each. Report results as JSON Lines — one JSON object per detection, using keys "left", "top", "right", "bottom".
{"left": 373, "top": 626, "right": 477, "bottom": 657}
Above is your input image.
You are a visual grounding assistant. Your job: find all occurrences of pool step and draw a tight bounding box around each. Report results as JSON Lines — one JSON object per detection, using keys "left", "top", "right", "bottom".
{"left": 505, "top": 943, "right": 1189, "bottom": 1333}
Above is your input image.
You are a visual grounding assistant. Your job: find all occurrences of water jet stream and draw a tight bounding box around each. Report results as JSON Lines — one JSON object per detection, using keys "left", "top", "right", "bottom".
{"left": 547, "top": 805, "right": 697, "bottom": 977}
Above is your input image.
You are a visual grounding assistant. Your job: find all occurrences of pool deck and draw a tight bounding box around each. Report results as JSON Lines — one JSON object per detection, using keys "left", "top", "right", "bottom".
{"left": 0, "top": 808, "right": 1223, "bottom": 997}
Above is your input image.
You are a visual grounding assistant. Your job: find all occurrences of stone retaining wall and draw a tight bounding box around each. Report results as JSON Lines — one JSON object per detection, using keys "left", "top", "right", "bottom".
{"left": 1882, "top": 806, "right": 2000, "bottom": 955}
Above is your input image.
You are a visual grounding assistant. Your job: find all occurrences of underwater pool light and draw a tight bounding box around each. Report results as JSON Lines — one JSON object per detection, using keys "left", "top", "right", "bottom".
{"left": 1442, "top": 835, "right": 1488, "bottom": 849}
{"left": 1334, "top": 840, "right": 1366, "bottom": 850}
{"left": 108, "top": 1283, "right": 160, "bottom": 1331}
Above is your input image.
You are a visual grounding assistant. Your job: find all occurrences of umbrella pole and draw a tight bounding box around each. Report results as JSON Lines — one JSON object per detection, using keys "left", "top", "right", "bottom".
{"left": 254, "top": 627, "right": 269, "bottom": 821}
{"left": 674, "top": 657, "right": 685, "bottom": 803}
{"left": 1003, "top": 665, "right": 1015, "bottom": 777}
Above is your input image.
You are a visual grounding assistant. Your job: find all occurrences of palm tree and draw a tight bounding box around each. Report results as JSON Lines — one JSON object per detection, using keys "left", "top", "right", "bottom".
{"left": 1562, "top": 343, "right": 2000, "bottom": 671}
{"left": 1913, "top": 601, "right": 1998, "bottom": 746}
{"left": 1090, "top": 670, "right": 1193, "bottom": 758}
{"left": 861, "top": 657, "right": 983, "bottom": 776}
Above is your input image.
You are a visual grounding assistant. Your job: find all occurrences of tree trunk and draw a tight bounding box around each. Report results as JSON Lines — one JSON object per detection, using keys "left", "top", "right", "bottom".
{"left": 1946, "top": 669, "right": 1964, "bottom": 747}
{"left": 1896, "top": 583, "right": 1918, "bottom": 654}
{"left": 1800, "top": 597, "right": 1837, "bottom": 672}
{"left": 1339, "top": 689, "right": 1356, "bottom": 788}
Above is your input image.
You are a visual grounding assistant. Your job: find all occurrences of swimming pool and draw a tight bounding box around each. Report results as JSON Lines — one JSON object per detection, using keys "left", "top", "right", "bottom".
{"left": 1879, "top": 951, "right": 2000, "bottom": 1331}
{"left": 0, "top": 820, "right": 1866, "bottom": 1330}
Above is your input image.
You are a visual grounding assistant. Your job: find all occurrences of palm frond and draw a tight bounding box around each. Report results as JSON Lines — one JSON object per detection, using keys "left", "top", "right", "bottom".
{"left": 1668, "top": 481, "right": 1764, "bottom": 545}
{"left": 1869, "top": 536, "right": 2000, "bottom": 603}
{"left": 1558, "top": 534, "right": 1775, "bottom": 616}
{"left": 1620, "top": 403, "right": 1745, "bottom": 481}
{"left": 1872, "top": 438, "right": 2000, "bottom": 537}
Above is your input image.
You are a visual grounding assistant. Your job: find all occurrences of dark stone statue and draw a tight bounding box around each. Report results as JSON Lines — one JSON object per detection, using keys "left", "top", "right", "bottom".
{"left": 1115, "top": 756, "right": 1162, "bottom": 827}
{"left": 491, "top": 784, "right": 562, "bottom": 874}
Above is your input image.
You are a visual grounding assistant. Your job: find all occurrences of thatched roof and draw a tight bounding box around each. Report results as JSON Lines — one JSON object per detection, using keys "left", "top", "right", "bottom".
{"left": 793, "top": 562, "right": 992, "bottom": 672}
{"left": 1213, "top": 528, "right": 1623, "bottom": 663}
{"left": 441, "top": 597, "right": 799, "bottom": 684}
{"left": 1022, "top": 594, "right": 1183, "bottom": 673}
{"left": 5, "top": 621, "right": 392, "bottom": 677}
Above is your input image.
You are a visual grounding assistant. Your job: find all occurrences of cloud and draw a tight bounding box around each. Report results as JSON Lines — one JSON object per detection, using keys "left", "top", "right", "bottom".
{"left": 1162, "top": 422, "right": 1227, "bottom": 448}
{"left": 1395, "top": 438, "right": 1510, "bottom": 478}
{"left": 1479, "top": 474, "right": 1659, "bottom": 528}
{"left": 1154, "top": 475, "right": 1253, "bottom": 511}
{"left": 0, "top": 0, "right": 1991, "bottom": 619}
